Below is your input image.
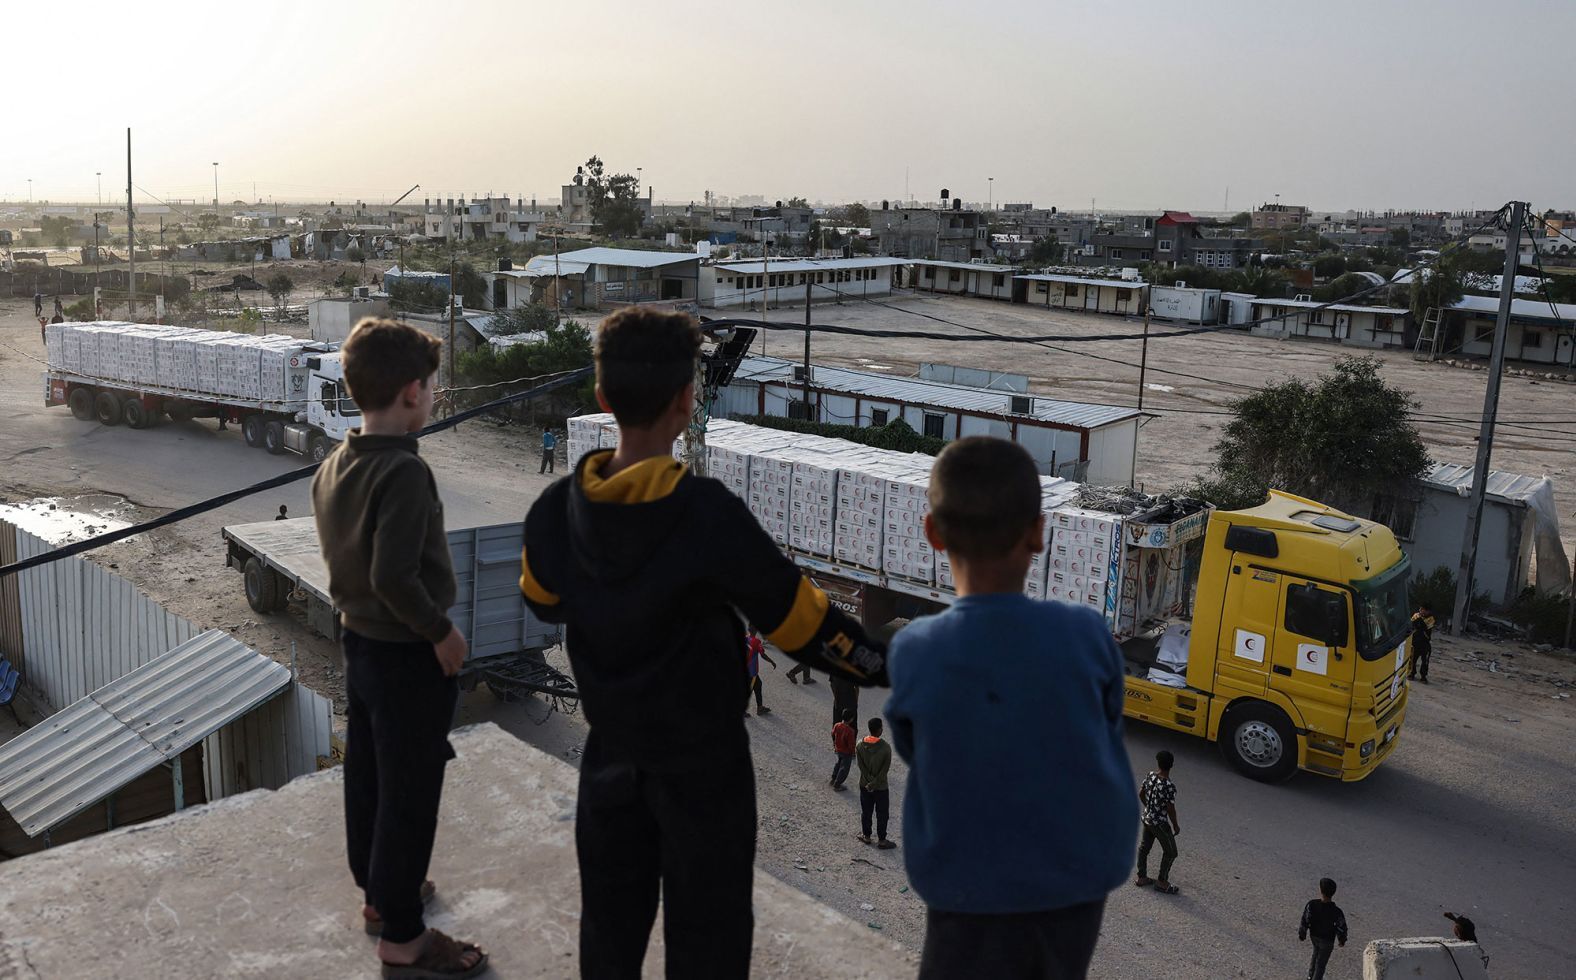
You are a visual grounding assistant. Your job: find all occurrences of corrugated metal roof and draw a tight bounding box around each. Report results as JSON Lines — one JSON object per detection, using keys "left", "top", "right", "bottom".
{"left": 0, "top": 630, "right": 290, "bottom": 837}
{"left": 715, "top": 257, "right": 904, "bottom": 275}
{"left": 1248, "top": 298, "right": 1410, "bottom": 315}
{"left": 553, "top": 247, "right": 700, "bottom": 269}
{"left": 1015, "top": 273, "right": 1148, "bottom": 290}
{"left": 733, "top": 355, "right": 1138, "bottom": 429}
{"left": 907, "top": 259, "right": 1019, "bottom": 272}
{"left": 1421, "top": 462, "right": 1547, "bottom": 505}
{"left": 1449, "top": 293, "right": 1576, "bottom": 323}
{"left": 519, "top": 257, "right": 591, "bottom": 277}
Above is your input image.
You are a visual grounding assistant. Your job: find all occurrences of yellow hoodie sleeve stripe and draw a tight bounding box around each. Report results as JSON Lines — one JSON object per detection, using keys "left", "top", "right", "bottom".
{"left": 519, "top": 546, "right": 560, "bottom": 606}
{"left": 766, "top": 577, "right": 828, "bottom": 652}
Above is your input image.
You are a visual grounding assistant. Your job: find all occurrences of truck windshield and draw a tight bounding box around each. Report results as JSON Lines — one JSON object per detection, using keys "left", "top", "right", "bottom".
{"left": 1352, "top": 557, "right": 1411, "bottom": 660}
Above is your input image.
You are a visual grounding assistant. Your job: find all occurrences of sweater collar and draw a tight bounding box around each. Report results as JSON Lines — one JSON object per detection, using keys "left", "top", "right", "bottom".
{"left": 346, "top": 430, "right": 420, "bottom": 454}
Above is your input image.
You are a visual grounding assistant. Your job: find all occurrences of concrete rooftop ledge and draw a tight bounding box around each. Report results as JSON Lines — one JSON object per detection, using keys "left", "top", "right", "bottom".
{"left": 0, "top": 724, "right": 916, "bottom": 979}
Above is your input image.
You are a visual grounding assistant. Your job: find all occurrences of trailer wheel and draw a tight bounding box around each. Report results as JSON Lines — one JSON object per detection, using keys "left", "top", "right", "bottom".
{"left": 241, "top": 414, "right": 266, "bottom": 448}
{"left": 122, "top": 397, "right": 151, "bottom": 429}
{"left": 263, "top": 420, "right": 286, "bottom": 455}
{"left": 243, "top": 557, "right": 283, "bottom": 614}
{"left": 1221, "top": 702, "right": 1298, "bottom": 783}
{"left": 309, "top": 435, "right": 332, "bottom": 463}
{"left": 94, "top": 390, "right": 122, "bottom": 426}
{"left": 68, "top": 387, "right": 95, "bottom": 420}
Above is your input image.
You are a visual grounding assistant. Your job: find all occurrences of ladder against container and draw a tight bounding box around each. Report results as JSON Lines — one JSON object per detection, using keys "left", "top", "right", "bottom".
{"left": 1413, "top": 306, "right": 1445, "bottom": 360}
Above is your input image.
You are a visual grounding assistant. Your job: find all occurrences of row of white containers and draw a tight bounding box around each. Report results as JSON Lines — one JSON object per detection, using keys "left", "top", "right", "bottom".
{"left": 567, "top": 414, "right": 1132, "bottom": 625}
{"left": 45, "top": 321, "right": 316, "bottom": 406}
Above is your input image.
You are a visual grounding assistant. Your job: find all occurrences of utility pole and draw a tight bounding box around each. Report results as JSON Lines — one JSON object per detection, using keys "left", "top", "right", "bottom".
{"left": 127, "top": 129, "right": 136, "bottom": 318}
{"left": 802, "top": 276, "right": 813, "bottom": 418}
{"left": 1130, "top": 308, "right": 1151, "bottom": 489}
{"left": 96, "top": 171, "right": 101, "bottom": 205}
{"left": 760, "top": 238, "right": 770, "bottom": 356}
{"left": 447, "top": 254, "right": 457, "bottom": 409}
{"left": 1451, "top": 200, "right": 1527, "bottom": 635}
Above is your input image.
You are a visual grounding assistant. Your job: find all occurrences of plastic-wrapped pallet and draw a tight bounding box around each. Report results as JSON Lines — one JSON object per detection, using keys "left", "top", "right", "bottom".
{"left": 258, "top": 337, "right": 310, "bottom": 406}
{"left": 61, "top": 324, "right": 83, "bottom": 374}
{"left": 788, "top": 444, "right": 847, "bottom": 558}
{"left": 881, "top": 459, "right": 936, "bottom": 585}
{"left": 748, "top": 444, "right": 795, "bottom": 546}
{"left": 1023, "top": 479, "right": 1081, "bottom": 599}
{"left": 1047, "top": 507, "right": 1123, "bottom": 621}
{"left": 94, "top": 325, "right": 127, "bottom": 382}
{"left": 833, "top": 451, "right": 890, "bottom": 572}
{"left": 194, "top": 335, "right": 222, "bottom": 394}
{"left": 44, "top": 322, "right": 66, "bottom": 371}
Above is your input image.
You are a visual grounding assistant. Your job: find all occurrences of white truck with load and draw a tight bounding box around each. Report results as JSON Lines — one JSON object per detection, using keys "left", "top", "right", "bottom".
{"left": 43, "top": 320, "right": 355, "bottom": 462}
{"left": 223, "top": 518, "right": 576, "bottom": 702}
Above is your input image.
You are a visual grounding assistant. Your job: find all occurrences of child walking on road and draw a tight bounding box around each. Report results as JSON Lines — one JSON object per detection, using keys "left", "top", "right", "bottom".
{"left": 745, "top": 626, "right": 776, "bottom": 716}
{"left": 1134, "top": 750, "right": 1181, "bottom": 894}
{"left": 312, "top": 317, "right": 486, "bottom": 979}
{"left": 830, "top": 709, "right": 856, "bottom": 790}
{"left": 885, "top": 437, "right": 1137, "bottom": 980}
{"left": 518, "top": 307, "right": 888, "bottom": 979}
{"left": 1298, "top": 877, "right": 1349, "bottom": 980}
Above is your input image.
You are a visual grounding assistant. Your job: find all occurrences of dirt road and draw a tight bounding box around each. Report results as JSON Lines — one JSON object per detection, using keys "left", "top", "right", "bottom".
{"left": 1, "top": 296, "right": 1572, "bottom": 976}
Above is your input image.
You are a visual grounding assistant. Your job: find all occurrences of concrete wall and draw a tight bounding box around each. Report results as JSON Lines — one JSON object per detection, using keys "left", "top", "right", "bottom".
{"left": 308, "top": 298, "right": 391, "bottom": 344}
{"left": 1363, "top": 938, "right": 1489, "bottom": 980}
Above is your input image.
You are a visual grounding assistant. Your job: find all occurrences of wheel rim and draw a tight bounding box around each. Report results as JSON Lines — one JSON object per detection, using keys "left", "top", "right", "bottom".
{"left": 311, "top": 442, "right": 327, "bottom": 462}
{"left": 1235, "top": 720, "right": 1284, "bottom": 768}
{"left": 245, "top": 567, "right": 261, "bottom": 603}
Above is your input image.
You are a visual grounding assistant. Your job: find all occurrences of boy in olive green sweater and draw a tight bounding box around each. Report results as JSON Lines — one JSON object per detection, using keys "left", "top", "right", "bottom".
{"left": 856, "top": 717, "right": 895, "bottom": 849}
{"left": 312, "top": 317, "right": 485, "bottom": 979}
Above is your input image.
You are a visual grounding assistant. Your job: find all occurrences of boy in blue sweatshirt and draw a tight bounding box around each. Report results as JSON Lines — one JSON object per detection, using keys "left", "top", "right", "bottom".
{"left": 885, "top": 437, "right": 1137, "bottom": 980}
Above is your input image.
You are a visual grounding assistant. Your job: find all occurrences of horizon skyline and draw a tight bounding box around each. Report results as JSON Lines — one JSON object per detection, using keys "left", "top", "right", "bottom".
{"left": 2, "top": 0, "right": 1571, "bottom": 216}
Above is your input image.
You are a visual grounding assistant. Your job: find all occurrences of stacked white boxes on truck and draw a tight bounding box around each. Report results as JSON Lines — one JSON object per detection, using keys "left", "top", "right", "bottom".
{"left": 882, "top": 459, "right": 936, "bottom": 585}
{"left": 1047, "top": 507, "right": 1124, "bottom": 627}
{"left": 1020, "top": 479, "right": 1082, "bottom": 599}
{"left": 749, "top": 442, "right": 795, "bottom": 546}
{"left": 565, "top": 413, "right": 606, "bottom": 467}
{"left": 194, "top": 334, "right": 223, "bottom": 394}
{"left": 833, "top": 454, "right": 889, "bottom": 573}
{"left": 259, "top": 336, "right": 312, "bottom": 406}
{"left": 788, "top": 444, "right": 846, "bottom": 558}
{"left": 94, "top": 324, "right": 127, "bottom": 382}
{"left": 44, "top": 322, "right": 66, "bottom": 370}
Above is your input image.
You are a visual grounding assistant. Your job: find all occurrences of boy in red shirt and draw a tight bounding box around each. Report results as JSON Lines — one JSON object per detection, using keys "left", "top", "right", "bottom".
{"left": 830, "top": 709, "right": 856, "bottom": 790}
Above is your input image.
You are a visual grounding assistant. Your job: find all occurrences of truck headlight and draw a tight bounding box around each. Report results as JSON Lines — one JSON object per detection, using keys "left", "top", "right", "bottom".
{"left": 1360, "top": 739, "right": 1375, "bottom": 758}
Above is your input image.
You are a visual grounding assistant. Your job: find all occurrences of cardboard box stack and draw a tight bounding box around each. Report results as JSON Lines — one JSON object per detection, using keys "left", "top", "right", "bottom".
{"left": 1022, "top": 479, "right": 1082, "bottom": 599}
{"left": 833, "top": 455, "right": 888, "bottom": 572}
{"left": 881, "top": 460, "right": 936, "bottom": 585}
{"left": 1046, "top": 507, "right": 1124, "bottom": 627}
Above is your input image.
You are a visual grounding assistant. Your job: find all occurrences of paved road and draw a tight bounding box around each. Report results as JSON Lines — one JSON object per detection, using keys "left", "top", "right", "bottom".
{"left": 2, "top": 305, "right": 1569, "bottom": 977}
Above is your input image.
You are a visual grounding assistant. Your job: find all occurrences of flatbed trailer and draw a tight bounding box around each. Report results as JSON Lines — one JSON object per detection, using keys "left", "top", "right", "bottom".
{"left": 223, "top": 518, "right": 576, "bottom": 702}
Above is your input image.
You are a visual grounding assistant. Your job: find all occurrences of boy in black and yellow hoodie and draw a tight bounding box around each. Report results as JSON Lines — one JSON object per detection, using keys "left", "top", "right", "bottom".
{"left": 520, "top": 308, "right": 887, "bottom": 979}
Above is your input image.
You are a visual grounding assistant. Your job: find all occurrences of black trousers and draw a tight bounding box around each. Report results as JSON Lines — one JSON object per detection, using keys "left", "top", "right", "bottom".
{"left": 830, "top": 675, "right": 859, "bottom": 729}
{"left": 540, "top": 448, "right": 555, "bottom": 473}
{"left": 860, "top": 787, "right": 889, "bottom": 840}
{"left": 1307, "top": 936, "right": 1335, "bottom": 980}
{"left": 1410, "top": 643, "right": 1431, "bottom": 680}
{"left": 785, "top": 662, "right": 811, "bottom": 682}
{"left": 576, "top": 734, "right": 756, "bottom": 979}
{"left": 343, "top": 630, "right": 458, "bottom": 944}
{"left": 749, "top": 675, "right": 764, "bottom": 709}
{"left": 831, "top": 752, "right": 854, "bottom": 788}
{"left": 919, "top": 899, "right": 1106, "bottom": 980}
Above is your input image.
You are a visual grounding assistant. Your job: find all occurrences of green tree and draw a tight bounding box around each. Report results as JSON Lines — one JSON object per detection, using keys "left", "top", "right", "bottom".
{"left": 345, "top": 243, "right": 364, "bottom": 264}
{"left": 455, "top": 317, "right": 595, "bottom": 422}
{"left": 455, "top": 261, "right": 488, "bottom": 308}
{"left": 581, "top": 155, "right": 646, "bottom": 238}
{"left": 1234, "top": 263, "right": 1290, "bottom": 298}
{"left": 784, "top": 196, "right": 809, "bottom": 209}
{"left": 1187, "top": 356, "right": 1430, "bottom": 515}
{"left": 40, "top": 215, "right": 74, "bottom": 247}
{"left": 1408, "top": 249, "right": 1471, "bottom": 322}
{"left": 1028, "top": 235, "right": 1063, "bottom": 265}
{"left": 1230, "top": 211, "right": 1251, "bottom": 228}
{"left": 1389, "top": 227, "right": 1412, "bottom": 248}
{"left": 1313, "top": 254, "right": 1346, "bottom": 279}
{"left": 388, "top": 279, "right": 449, "bottom": 313}
{"left": 1313, "top": 272, "right": 1370, "bottom": 303}
{"left": 837, "top": 202, "right": 871, "bottom": 229}
{"left": 331, "top": 270, "right": 358, "bottom": 294}
{"left": 265, "top": 272, "right": 294, "bottom": 314}
{"left": 490, "top": 303, "right": 557, "bottom": 335}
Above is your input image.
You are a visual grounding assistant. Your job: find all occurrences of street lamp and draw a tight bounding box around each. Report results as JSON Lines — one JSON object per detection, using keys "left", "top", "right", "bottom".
{"left": 212, "top": 162, "right": 219, "bottom": 212}
{"left": 96, "top": 172, "right": 102, "bottom": 205}
{"left": 988, "top": 177, "right": 994, "bottom": 213}
{"left": 27, "top": 178, "right": 32, "bottom": 202}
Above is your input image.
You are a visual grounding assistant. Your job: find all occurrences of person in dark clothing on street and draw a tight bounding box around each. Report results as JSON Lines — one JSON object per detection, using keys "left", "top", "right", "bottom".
{"left": 745, "top": 626, "right": 776, "bottom": 716}
{"left": 312, "top": 318, "right": 486, "bottom": 979}
{"left": 785, "top": 658, "right": 816, "bottom": 685}
{"left": 1409, "top": 603, "right": 1435, "bottom": 683}
{"left": 33, "top": 291, "right": 43, "bottom": 317}
{"left": 275, "top": 504, "right": 289, "bottom": 521}
{"left": 830, "top": 708, "right": 856, "bottom": 790}
{"left": 540, "top": 428, "right": 557, "bottom": 474}
{"left": 856, "top": 717, "right": 895, "bottom": 849}
{"left": 1298, "top": 877, "right": 1348, "bottom": 980}
{"left": 829, "top": 672, "right": 858, "bottom": 730}
{"left": 53, "top": 295, "right": 63, "bottom": 318}
{"left": 1134, "top": 750, "right": 1181, "bottom": 894}
{"left": 519, "top": 307, "right": 887, "bottom": 980}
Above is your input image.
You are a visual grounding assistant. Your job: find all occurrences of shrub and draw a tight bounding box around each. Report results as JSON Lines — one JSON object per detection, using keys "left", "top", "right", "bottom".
{"left": 732, "top": 415, "right": 947, "bottom": 455}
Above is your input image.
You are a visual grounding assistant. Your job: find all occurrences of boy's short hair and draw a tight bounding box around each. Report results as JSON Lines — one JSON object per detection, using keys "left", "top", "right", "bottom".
{"left": 595, "top": 307, "right": 702, "bottom": 428}
{"left": 928, "top": 437, "right": 1040, "bottom": 561}
{"left": 1319, "top": 877, "right": 1337, "bottom": 898}
{"left": 341, "top": 317, "right": 442, "bottom": 411}
{"left": 1156, "top": 750, "right": 1174, "bottom": 770}
{"left": 841, "top": 709, "right": 854, "bottom": 724}
{"left": 867, "top": 717, "right": 883, "bottom": 735}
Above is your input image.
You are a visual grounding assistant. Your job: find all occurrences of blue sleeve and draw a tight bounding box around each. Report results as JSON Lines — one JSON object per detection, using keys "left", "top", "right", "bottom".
{"left": 884, "top": 637, "right": 915, "bottom": 763}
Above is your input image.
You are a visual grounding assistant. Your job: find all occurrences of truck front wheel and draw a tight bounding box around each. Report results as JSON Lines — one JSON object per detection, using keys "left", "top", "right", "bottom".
{"left": 309, "top": 435, "right": 332, "bottom": 463}
{"left": 1221, "top": 702, "right": 1298, "bottom": 782}
{"left": 94, "top": 391, "right": 122, "bottom": 426}
{"left": 243, "top": 557, "right": 283, "bottom": 614}
{"left": 69, "top": 387, "right": 95, "bottom": 420}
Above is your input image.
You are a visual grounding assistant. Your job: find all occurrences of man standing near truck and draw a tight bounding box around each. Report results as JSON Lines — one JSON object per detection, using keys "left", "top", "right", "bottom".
{"left": 1408, "top": 603, "right": 1435, "bottom": 684}
{"left": 540, "top": 429, "right": 557, "bottom": 474}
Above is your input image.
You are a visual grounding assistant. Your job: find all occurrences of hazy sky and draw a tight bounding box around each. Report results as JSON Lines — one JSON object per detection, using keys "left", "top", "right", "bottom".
{"left": 3, "top": 0, "right": 1572, "bottom": 213}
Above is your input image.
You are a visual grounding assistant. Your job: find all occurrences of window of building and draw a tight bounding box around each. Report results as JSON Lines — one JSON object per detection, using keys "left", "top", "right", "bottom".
{"left": 1065, "top": 284, "right": 1080, "bottom": 298}
{"left": 819, "top": 272, "right": 827, "bottom": 283}
{"left": 1109, "top": 248, "right": 1124, "bottom": 260}
{"left": 871, "top": 408, "right": 889, "bottom": 426}
{"left": 1159, "top": 239, "right": 1173, "bottom": 252}
{"left": 1472, "top": 323, "right": 1495, "bottom": 344}
{"left": 1524, "top": 329, "right": 1544, "bottom": 348}
{"left": 948, "top": 269, "right": 961, "bottom": 282}
{"left": 923, "top": 413, "right": 946, "bottom": 439}
{"left": 992, "top": 273, "right": 1005, "bottom": 287}
{"left": 1036, "top": 281, "right": 1049, "bottom": 293}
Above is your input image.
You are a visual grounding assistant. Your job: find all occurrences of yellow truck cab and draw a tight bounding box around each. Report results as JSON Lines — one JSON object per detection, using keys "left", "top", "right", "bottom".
{"left": 1120, "top": 490, "right": 1412, "bottom": 782}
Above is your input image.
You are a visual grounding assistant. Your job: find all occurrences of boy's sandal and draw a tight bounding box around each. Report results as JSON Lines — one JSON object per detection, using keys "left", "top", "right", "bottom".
{"left": 1134, "top": 877, "right": 1154, "bottom": 887}
{"left": 1155, "top": 883, "right": 1180, "bottom": 895}
{"left": 363, "top": 880, "right": 437, "bottom": 935}
{"left": 380, "top": 930, "right": 488, "bottom": 979}
{"left": 876, "top": 840, "right": 897, "bottom": 850}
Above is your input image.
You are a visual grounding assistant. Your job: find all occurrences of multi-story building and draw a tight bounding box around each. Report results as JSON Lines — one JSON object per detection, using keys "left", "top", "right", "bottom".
{"left": 422, "top": 197, "right": 548, "bottom": 243}
{"left": 1015, "top": 210, "right": 1097, "bottom": 250}
{"left": 1085, "top": 212, "right": 1259, "bottom": 270}
{"left": 1250, "top": 203, "right": 1310, "bottom": 231}
{"left": 869, "top": 205, "right": 989, "bottom": 262}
